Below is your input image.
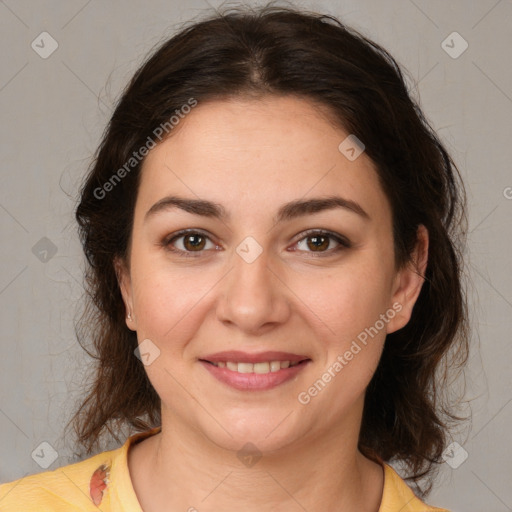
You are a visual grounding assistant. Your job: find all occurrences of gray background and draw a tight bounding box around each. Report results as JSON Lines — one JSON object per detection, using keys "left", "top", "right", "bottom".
{"left": 1, "top": 0, "right": 511, "bottom": 510}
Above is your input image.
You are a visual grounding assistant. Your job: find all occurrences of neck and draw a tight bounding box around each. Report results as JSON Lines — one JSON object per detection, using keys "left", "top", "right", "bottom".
{"left": 129, "top": 401, "right": 384, "bottom": 512}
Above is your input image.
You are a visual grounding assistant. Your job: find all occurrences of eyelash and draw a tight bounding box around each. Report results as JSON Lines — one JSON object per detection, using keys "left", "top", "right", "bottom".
{"left": 161, "top": 228, "right": 351, "bottom": 258}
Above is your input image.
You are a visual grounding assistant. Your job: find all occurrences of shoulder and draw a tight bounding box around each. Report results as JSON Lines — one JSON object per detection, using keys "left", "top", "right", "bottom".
{"left": 0, "top": 446, "right": 121, "bottom": 511}
{"left": 380, "top": 462, "right": 450, "bottom": 512}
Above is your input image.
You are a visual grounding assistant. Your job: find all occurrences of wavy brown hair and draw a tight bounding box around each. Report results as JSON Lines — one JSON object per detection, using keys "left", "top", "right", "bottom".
{"left": 68, "top": 1, "right": 470, "bottom": 497}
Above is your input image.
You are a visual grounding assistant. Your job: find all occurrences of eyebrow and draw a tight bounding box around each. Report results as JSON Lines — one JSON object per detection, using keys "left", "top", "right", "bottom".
{"left": 144, "top": 194, "right": 371, "bottom": 224}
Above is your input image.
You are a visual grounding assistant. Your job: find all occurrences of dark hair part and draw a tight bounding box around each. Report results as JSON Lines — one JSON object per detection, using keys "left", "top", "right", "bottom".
{"left": 69, "top": 1, "right": 470, "bottom": 497}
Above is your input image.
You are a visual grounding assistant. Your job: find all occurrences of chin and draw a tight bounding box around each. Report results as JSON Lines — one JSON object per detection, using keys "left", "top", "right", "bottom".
{"left": 198, "top": 409, "right": 307, "bottom": 456}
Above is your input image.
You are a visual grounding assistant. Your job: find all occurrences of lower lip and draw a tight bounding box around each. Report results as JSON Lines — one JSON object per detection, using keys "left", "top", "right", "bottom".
{"left": 199, "top": 360, "right": 311, "bottom": 391}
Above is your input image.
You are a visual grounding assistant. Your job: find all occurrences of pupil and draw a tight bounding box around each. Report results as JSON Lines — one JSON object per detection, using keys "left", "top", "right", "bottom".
{"left": 309, "top": 235, "right": 328, "bottom": 251}
{"left": 186, "top": 234, "right": 204, "bottom": 250}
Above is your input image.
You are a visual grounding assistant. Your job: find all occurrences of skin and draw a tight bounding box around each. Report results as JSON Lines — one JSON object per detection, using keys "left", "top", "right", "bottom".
{"left": 115, "top": 95, "right": 429, "bottom": 512}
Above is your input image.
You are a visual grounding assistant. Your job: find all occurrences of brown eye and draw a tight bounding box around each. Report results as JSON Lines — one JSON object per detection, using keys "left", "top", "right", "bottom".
{"left": 305, "top": 234, "right": 330, "bottom": 251}
{"left": 293, "top": 230, "right": 351, "bottom": 256}
{"left": 182, "top": 233, "right": 206, "bottom": 251}
{"left": 163, "top": 230, "right": 217, "bottom": 257}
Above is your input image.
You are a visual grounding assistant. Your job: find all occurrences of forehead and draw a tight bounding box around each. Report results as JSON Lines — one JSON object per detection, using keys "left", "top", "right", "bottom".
{"left": 136, "top": 95, "right": 391, "bottom": 224}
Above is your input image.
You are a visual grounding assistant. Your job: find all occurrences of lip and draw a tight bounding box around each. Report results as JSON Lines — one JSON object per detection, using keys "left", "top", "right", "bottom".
{"left": 199, "top": 350, "right": 310, "bottom": 364}
{"left": 199, "top": 351, "right": 312, "bottom": 392}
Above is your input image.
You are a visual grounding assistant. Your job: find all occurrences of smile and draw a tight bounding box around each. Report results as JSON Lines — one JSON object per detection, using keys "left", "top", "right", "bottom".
{"left": 199, "top": 359, "right": 311, "bottom": 391}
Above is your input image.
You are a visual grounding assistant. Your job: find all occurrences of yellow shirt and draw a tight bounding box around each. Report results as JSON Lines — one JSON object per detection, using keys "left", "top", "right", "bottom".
{"left": 0, "top": 426, "right": 449, "bottom": 511}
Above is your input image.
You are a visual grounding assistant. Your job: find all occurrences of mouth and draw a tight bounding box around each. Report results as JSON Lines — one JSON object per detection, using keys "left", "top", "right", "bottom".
{"left": 198, "top": 351, "right": 312, "bottom": 391}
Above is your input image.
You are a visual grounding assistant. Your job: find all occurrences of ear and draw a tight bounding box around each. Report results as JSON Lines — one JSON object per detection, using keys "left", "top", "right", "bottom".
{"left": 386, "top": 224, "right": 429, "bottom": 334}
{"left": 114, "top": 256, "right": 137, "bottom": 331}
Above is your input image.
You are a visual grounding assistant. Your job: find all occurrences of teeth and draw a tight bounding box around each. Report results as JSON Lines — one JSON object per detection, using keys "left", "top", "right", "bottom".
{"left": 237, "top": 362, "right": 253, "bottom": 374}
{"left": 254, "top": 362, "right": 270, "bottom": 374}
{"left": 210, "top": 360, "right": 303, "bottom": 374}
{"left": 270, "top": 361, "right": 281, "bottom": 372}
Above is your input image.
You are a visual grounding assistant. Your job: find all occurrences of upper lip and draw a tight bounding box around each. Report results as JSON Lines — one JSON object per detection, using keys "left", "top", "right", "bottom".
{"left": 200, "top": 351, "right": 310, "bottom": 364}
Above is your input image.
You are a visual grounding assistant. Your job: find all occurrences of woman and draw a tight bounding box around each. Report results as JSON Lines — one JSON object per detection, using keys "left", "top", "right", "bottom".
{"left": 0, "top": 3, "right": 469, "bottom": 511}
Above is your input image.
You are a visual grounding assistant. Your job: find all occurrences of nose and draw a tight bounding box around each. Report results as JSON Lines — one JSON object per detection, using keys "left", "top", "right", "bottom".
{"left": 215, "top": 242, "right": 291, "bottom": 335}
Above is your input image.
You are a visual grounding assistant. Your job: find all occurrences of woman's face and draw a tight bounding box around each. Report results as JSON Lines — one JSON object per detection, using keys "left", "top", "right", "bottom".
{"left": 117, "top": 95, "right": 427, "bottom": 454}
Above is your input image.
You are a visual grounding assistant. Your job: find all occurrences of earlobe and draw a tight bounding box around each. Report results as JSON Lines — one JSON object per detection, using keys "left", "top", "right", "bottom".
{"left": 386, "top": 225, "right": 429, "bottom": 334}
{"left": 113, "top": 256, "right": 136, "bottom": 330}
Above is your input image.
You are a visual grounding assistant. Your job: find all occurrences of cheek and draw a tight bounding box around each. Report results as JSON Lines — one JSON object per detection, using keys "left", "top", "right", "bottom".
{"left": 291, "top": 258, "right": 392, "bottom": 394}
{"left": 129, "top": 266, "right": 212, "bottom": 399}
{"left": 293, "top": 261, "right": 392, "bottom": 345}
{"left": 297, "top": 275, "right": 388, "bottom": 414}
{"left": 130, "top": 258, "right": 217, "bottom": 349}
